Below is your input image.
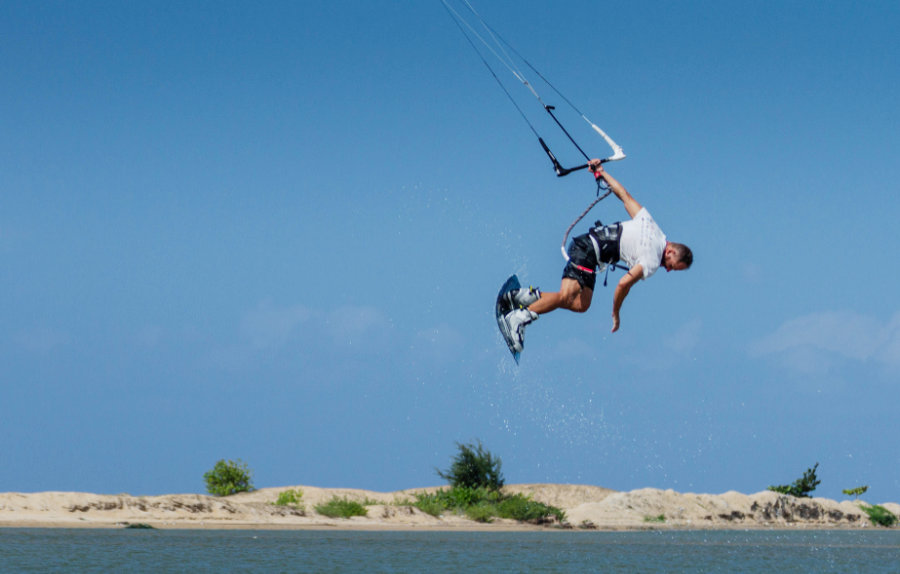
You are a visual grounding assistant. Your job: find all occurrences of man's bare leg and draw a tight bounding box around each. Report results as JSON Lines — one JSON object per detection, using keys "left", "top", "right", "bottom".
{"left": 529, "top": 278, "right": 593, "bottom": 315}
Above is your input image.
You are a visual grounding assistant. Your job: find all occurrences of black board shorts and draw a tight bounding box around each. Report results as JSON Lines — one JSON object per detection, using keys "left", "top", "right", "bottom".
{"left": 563, "top": 234, "right": 599, "bottom": 291}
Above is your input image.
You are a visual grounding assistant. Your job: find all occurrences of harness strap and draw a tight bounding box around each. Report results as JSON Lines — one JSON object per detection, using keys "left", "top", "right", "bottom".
{"left": 588, "top": 233, "right": 603, "bottom": 268}
{"left": 570, "top": 261, "right": 595, "bottom": 275}
{"left": 566, "top": 258, "right": 629, "bottom": 285}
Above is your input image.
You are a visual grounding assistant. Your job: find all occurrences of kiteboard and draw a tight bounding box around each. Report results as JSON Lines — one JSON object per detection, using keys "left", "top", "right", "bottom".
{"left": 495, "top": 274, "right": 522, "bottom": 363}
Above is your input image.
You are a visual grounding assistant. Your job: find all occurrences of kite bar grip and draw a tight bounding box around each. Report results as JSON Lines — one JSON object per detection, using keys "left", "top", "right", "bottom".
{"left": 557, "top": 163, "right": 591, "bottom": 177}
{"left": 539, "top": 138, "right": 624, "bottom": 178}
{"left": 565, "top": 150, "right": 627, "bottom": 177}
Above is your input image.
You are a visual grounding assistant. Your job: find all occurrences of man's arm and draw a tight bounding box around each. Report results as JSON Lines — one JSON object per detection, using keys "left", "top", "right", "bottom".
{"left": 611, "top": 265, "right": 642, "bottom": 332}
{"left": 589, "top": 160, "right": 642, "bottom": 219}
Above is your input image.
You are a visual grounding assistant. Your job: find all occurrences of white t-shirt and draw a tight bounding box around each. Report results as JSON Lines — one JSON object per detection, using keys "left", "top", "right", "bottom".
{"left": 618, "top": 208, "right": 667, "bottom": 279}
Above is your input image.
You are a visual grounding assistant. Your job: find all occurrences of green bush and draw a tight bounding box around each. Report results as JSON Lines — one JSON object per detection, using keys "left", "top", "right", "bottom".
{"left": 860, "top": 504, "right": 898, "bottom": 527}
{"left": 418, "top": 442, "right": 564, "bottom": 525}
{"left": 203, "top": 459, "right": 254, "bottom": 496}
{"left": 413, "top": 486, "right": 495, "bottom": 515}
{"left": 437, "top": 441, "right": 505, "bottom": 491}
{"left": 315, "top": 496, "right": 368, "bottom": 519}
{"left": 465, "top": 503, "right": 495, "bottom": 523}
{"left": 413, "top": 487, "right": 564, "bottom": 525}
{"left": 496, "top": 493, "right": 565, "bottom": 524}
{"left": 768, "top": 463, "right": 820, "bottom": 498}
{"left": 274, "top": 489, "right": 304, "bottom": 508}
{"left": 843, "top": 486, "right": 868, "bottom": 499}
{"left": 447, "top": 485, "right": 498, "bottom": 508}
{"left": 413, "top": 495, "right": 446, "bottom": 518}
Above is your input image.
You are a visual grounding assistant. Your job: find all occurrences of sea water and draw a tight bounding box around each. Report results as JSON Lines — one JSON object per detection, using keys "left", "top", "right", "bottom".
{"left": 1, "top": 529, "right": 898, "bottom": 573}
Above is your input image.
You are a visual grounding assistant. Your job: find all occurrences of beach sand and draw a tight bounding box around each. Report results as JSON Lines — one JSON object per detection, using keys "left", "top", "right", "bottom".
{"left": 1, "top": 485, "right": 897, "bottom": 530}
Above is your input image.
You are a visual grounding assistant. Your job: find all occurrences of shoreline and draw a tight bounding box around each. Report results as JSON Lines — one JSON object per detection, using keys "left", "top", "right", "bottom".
{"left": 1, "top": 484, "right": 897, "bottom": 531}
{"left": 2, "top": 519, "right": 893, "bottom": 532}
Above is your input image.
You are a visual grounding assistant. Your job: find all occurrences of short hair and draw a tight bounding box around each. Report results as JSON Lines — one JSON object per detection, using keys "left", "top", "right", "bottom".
{"left": 670, "top": 243, "right": 693, "bottom": 268}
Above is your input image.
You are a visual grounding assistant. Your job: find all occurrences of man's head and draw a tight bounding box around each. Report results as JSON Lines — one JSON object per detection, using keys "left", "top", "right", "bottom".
{"left": 663, "top": 243, "right": 692, "bottom": 272}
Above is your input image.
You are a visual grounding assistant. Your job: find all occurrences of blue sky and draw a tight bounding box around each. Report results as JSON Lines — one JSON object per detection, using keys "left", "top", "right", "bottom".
{"left": 3, "top": 0, "right": 899, "bottom": 502}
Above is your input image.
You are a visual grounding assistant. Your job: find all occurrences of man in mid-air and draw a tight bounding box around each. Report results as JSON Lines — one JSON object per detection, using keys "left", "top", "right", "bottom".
{"left": 501, "top": 159, "right": 693, "bottom": 352}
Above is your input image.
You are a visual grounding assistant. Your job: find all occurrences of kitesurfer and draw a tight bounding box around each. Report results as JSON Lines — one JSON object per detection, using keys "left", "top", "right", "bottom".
{"left": 502, "top": 160, "right": 693, "bottom": 351}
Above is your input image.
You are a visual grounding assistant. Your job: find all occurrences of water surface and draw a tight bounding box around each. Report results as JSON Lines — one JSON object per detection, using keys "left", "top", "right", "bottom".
{"left": 1, "top": 528, "right": 898, "bottom": 572}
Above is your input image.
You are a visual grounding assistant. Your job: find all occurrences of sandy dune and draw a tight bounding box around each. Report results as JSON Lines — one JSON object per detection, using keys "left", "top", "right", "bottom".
{"left": 1, "top": 485, "right": 897, "bottom": 530}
